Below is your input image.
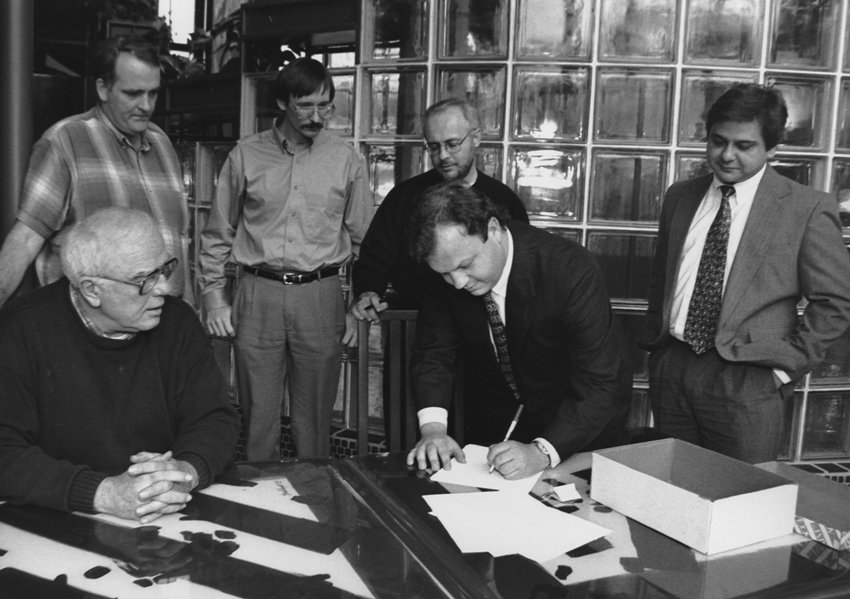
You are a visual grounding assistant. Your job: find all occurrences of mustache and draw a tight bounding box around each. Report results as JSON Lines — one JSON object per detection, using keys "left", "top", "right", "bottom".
{"left": 303, "top": 123, "right": 323, "bottom": 131}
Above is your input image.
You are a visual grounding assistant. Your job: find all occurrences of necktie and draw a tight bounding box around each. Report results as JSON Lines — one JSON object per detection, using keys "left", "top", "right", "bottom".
{"left": 684, "top": 184, "right": 735, "bottom": 355}
{"left": 483, "top": 291, "right": 521, "bottom": 402}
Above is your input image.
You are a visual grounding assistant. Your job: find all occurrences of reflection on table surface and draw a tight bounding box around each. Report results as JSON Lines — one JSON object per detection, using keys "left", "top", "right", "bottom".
{"left": 1, "top": 452, "right": 849, "bottom": 599}
{"left": 0, "top": 459, "right": 471, "bottom": 599}
{"left": 352, "top": 451, "right": 850, "bottom": 599}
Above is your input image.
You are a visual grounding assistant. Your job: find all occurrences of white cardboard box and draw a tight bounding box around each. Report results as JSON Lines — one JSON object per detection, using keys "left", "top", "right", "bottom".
{"left": 590, "top": 439, "right": 798, "bottom": 555}
{"left": 757, "top": 461, "right": 850, "bottom": 551}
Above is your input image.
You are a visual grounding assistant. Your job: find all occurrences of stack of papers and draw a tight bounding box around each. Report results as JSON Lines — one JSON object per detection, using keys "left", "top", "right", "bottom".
{"left": 429, "top": 444, "right": 540, "bottom": 494}
{"left": 424, "top": 445, "right": 610, "bottom": 563}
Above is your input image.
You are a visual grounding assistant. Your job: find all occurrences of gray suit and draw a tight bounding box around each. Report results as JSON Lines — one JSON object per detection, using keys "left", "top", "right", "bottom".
{"left": 645, "top": 166, "right": 850, "bottom": 460}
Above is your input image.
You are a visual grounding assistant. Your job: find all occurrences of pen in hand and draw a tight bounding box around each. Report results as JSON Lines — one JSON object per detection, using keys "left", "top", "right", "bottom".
{"left": 489, "top": 404, "right": 524, "bottom": 473}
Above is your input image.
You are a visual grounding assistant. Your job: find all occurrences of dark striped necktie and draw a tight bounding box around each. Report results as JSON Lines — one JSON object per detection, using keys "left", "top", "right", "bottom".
{"left": 684, "top": 184, "right": 735, "bottom": 355}
{"left": 483, "top": 291, "right": 521, "bottom": 402}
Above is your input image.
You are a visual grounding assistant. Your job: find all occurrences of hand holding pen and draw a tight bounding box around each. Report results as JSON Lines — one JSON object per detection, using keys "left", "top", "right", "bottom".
{"left": 489, "top": 404, "right": 524, "bottom": 474}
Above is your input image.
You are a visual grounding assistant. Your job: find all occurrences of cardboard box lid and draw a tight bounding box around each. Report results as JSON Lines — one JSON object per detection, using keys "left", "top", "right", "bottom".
{"left": 757, "top": 461, "right": 850, "bottom": 537}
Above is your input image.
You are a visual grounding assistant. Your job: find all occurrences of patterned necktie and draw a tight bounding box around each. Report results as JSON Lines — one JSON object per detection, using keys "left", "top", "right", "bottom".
{"left": 684, "top": 184, "right": 735, "bottom": 356}
{"left": 483, "top": 291, "right": 521, "bottom": 402}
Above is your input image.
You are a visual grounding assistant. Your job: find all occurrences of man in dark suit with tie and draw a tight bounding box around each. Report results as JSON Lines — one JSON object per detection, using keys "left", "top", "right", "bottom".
{"left": 645, "top": 83, "right": 850, "bottom": 462}
{"left": 405, "top": 181, "right": 631, "bottom": 479}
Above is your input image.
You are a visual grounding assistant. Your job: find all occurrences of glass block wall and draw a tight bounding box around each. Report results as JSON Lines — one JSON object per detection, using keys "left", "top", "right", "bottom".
{"left": 242, "top": 0, "right": 850, "bottom": 461}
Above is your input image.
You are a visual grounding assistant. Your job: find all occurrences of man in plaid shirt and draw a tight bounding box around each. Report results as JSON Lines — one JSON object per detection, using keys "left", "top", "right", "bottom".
{"left": 0, "top": 36, "right": 190, "bottom": 306}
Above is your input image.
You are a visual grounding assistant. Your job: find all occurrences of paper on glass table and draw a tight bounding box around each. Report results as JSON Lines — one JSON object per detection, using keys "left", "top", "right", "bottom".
{"left": 429, "top": 444, "right": 541, "bottom": 494}
{"left": 423, "top": 491, "right": 611, "bottom": 563}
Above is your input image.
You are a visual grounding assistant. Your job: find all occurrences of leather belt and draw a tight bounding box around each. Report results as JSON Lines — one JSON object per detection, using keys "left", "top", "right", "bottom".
{"left": 242, "top": 265, "right": 341, "bottom": 285}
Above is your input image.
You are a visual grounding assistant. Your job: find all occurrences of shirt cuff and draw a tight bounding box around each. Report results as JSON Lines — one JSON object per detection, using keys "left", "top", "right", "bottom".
{"left": 533, "top": 437, "right": 561, "bottom": 469}
{"left": 417, "top": 407, "right": 448, "bottom": 428}
{"left": 773, "top": 368, "right": 791, "bottom": 386}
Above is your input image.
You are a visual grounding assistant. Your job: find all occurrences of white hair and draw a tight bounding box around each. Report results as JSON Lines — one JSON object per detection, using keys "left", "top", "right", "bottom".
{"left": 61, "top": 207, "right": 163, "bottom": 286}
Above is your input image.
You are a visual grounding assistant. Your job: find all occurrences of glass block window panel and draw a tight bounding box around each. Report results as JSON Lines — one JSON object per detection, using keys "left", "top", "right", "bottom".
{"left": 598, "top": 0, "right": 677, "bottom": 62}
{"left": 327, "top": 73, "right": 354, "bottom": 136}
{"left": 685, "top": 0, "right": 763, "bottom": 65}
{"left": 436, "top": 66, "right": 506, "bottom": 137}
{"left": 768, "top": 0, "right": 838, "bottom": 69}
{"left": 539, "top": 227, "right": 582, "bottom": 244}
{"left": 440, "top": 0, "right": 508, "bottom": 58}
{"left": 365, "top": 143, "right": 426, "bottom": 206}
{"left": 247, "top": 76, "right": 278, "bottom": 135}
{"left": 509, "top": 146, "right": 584, "bottom": 220}
{"left": 779, "top": 391, "right": 801, "bottom": 461}
{"left": 811, "top": 326, "right": 850, "bottom": 386}
{"left": 364, "top": 0, "right": 429, "bottom": 60}
{"left": 515, "top": 0, "right": 592, "bottom": 60}
{"left": 846, "top": 13, "right": 850, "bottom": 73}
{"left": 594, "top": 69, "right": 673, "bottom": 143}
{"left": 802, "top": 393, "right": 850, "bottom": 458}
{"left": 613, "top": 310, "right": 651, "bottom": 382}
{"left": 366, "top": 69, "right": 427, "bottom": 136}
{"left": 770, "top": 157, "right": 823, "bottom": 188}
{"left": 678, "top": 70, "right": 758, "bottom": 144}
{"left": 675, "top": 152, "right": 711, "bottom": 181}
{"left": 326, "top": 52, "right": 357, "bottom": 68}
{"left": 473, "top": 146, "right": 503, "bottom": 179}
{"left": 767, "top": 75, "right": 832, "bottom": 149}
{"left": 512, "top": 67, "right": 589, "bottom": 141}
{"left": 838, "top": 79, "right": 850, "bottom": 150}
{"left": 175, "top": 143, "right": 195, "bottom": 201}
{"left": 591, "top": 151, "right": 665, "bottom": 223}
{"left": 834, "top": 160, "right": 850, "bottom": 229}
{"left": 586, "top": 232, "right": 657, "bottom": 301}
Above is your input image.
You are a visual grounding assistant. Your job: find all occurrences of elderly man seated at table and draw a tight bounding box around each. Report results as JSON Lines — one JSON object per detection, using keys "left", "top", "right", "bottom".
{"left": 0, "top": 207, "right": 239, "bottom": 523}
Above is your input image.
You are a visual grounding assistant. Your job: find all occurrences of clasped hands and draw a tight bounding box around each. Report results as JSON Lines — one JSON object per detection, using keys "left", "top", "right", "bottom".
{"left": 406, "top": 423, "right": 549, "bottom": 480}
{"left": 93, "top": 450, "right": 199, "bottom": 524}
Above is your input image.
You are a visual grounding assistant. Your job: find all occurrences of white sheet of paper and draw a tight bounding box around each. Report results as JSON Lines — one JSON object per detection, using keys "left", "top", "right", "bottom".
{"left": 553, "top": 483, "right": 582, "bottom": 502}
{"left": 423, "top": 491, "right": 611, "bottom": 563}
{"left": 429, "top": 444, "right": 541, "bottom": 494}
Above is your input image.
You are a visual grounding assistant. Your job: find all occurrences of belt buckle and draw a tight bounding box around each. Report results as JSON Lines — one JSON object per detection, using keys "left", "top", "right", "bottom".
{"left": 282, "top": 272, "right": 299, "bottom": 285}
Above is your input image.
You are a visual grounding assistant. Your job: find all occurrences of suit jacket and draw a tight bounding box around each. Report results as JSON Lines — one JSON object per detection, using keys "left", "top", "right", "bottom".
{"left": 411, "top": 221, "right": 632, "bottom": 458}
{"left": 645, "top": 166, "right": 850, "bottom": 382}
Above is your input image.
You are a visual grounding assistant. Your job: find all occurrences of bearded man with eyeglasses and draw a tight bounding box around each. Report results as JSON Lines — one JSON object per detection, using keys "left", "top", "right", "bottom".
{"left": 0, "top": 207, "right": 239, "bottom": 523}
{"left": 351, "top": 98, "right": 528, "bottom": 322}
{"left": 199, "top": 58, "right": 372, "bottom": 460}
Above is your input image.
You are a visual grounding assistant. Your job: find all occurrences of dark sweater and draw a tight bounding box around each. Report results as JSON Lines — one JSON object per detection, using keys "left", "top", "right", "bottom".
{"left": 353, "top": 169, "right": 529, "bottom": 309}
{"left": 0, "top": 279, "right": 239, "bottom": 513}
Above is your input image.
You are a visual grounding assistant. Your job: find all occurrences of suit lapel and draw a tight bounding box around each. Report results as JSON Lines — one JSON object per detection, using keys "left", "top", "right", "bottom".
{"left": 505, "top": 224, "right": 536, "bottom": 354}
{"left": 721, "top": 167, "right": 790, "bottom": 319}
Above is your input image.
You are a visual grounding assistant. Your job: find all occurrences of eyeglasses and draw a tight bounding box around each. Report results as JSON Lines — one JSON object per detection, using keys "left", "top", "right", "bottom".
{"left": 92, "top": 258, "right": 178, "bottom": 295}
{"left": 423, "top": 130, "right": 475, "bottom": 155}
{"left": 290, "top": 101, "right": 335, "bottom": 118}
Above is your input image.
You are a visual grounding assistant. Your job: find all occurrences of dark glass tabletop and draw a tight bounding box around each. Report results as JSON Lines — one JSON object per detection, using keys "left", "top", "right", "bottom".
{"left": 349, "top": 450, "right": 850, "bottom": 599}
{"left": 1, "top": 444, "right": 848, "bottom": 599}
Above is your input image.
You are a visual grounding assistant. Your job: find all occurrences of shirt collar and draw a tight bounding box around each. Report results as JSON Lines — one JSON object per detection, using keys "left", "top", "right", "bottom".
{"left": 94, "top": 105, "right": 150, "bottom": 151}
{"left": 69, "top": 285, "right": 135, "bottom": 340}
{"left": 491, "top": 228, "right": 514, "bottom": 299}
{"left": 711, "top": 163, "right": 767, "bottom": 203}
